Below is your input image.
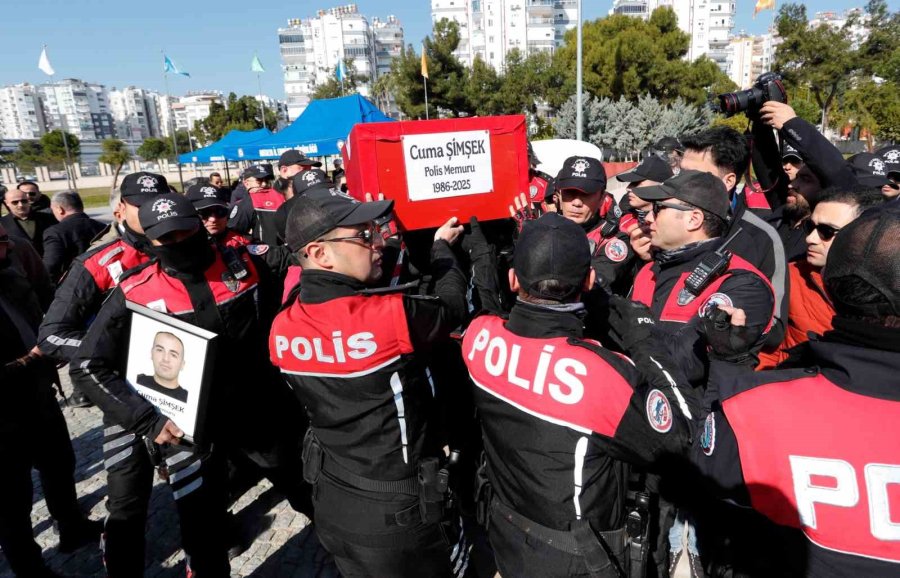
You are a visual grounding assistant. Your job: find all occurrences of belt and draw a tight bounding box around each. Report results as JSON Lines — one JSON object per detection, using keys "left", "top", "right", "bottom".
{"left": 321, "top": 450, "right": 419, "bottom": 497}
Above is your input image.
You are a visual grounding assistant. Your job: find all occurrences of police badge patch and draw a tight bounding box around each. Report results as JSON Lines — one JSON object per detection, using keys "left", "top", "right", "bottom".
{"left": 677, "top": 288, "right": 696, "bottom": 306}
{"left": 604, "top": 239, "right": 628, "bottom": 263}
{"left": 700, "top": 413, "right": 716, "bottom": 456}
{"left": 222, "top": 272, "right": 241, "bottom": 293}
{"left": 247, "top": 244, "right": 269, "bottom": 256}
{"left": 699, "top": 293, "right": 734, "bottom": 317}
{"left": 646, "top": 389, "right": 673, "bottom": 433}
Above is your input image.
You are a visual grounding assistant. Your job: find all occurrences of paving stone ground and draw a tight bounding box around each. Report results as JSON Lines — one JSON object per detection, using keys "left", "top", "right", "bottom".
{"left": 0, "top": 370, "right": 340, "bottom": 578}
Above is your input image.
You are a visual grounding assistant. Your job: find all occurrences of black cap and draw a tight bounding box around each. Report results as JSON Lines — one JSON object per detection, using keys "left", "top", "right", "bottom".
{"left": 824, "top": 205, "right": 900, "bottom": 318}
{"left": 120, "top": 172, "right": 169, "bottom": 207}
{"left": 781, "top": 141, "right": 802, "bottom": 162}
{"left": 877, "top": 145, "right": 900, "bottom": 177}
{"left": 527, "top": 141, "right": 541, "bottom": 166}
{"left": 241, "top": 164, "right": 274, "bottom": 181}
{"left": 138, "top": 193, "right": 201, "bottom": 240}
{"left": 186, "top": 183, "right": 229, "bottom": 210}
{"left": 616, "top": 156, "right": 673, "bottom": 184}
{"left": 278, "top": 150, "right": 322, "bottom": 168}
{"left": 513, "top": 213, "right": 591, "bottom": 301}
{"left": 634, "top": 170, "right": 730, "bottom": 221}
{"left": 555, "top": 156, "right": 607, "bottom": 195}
{"left": 285, "top": 189, "right": 393, "bottom": 251}
{"left": 848, "top": 152, "right": 891, "bottom": 188}
{"left": 291, "top": 169, "right": 332, "bottom": 196}
{"left": 653, "top": 136, "right": 684, "bottom": 154}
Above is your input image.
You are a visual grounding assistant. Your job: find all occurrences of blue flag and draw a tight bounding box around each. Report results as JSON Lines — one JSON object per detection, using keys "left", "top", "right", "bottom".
{"left": 336, "top": 60, "right": 347, "bottom": 83}
{"left": 164, "top": 55, "right": 190, "bottom": 77}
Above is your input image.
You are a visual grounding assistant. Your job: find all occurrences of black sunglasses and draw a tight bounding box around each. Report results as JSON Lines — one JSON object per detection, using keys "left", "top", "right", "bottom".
{"left": 806, "top": 220, "right": 842, "bottom": 241}
{"left": 651, "top": 200, "right": 694, "bottom": 214}
{"left": 8, "top": 199, "right": 31, "bottom": 206}
{"left": 199, "top": 206, "right": 229, "bottom": 220}
{"left": 318, "top": 227, "right": 380, "bottom": 247}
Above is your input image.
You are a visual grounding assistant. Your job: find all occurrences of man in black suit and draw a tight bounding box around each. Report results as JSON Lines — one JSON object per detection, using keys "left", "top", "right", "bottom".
{"left": 1, "top": 186, "right": 57, "bottom": 257}
{"left": 17, "top": 181, "right": 52, "bottom": 213}
{"left": 42, "top": 191, "right": 106, "bottom": 283}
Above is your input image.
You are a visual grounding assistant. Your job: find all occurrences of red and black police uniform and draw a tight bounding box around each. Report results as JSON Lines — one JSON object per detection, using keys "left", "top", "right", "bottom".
{"left": 268, "top": 189, "right": 469, "bottom": 578}
{"left": 0, "top": 235, "right": 100, "bottom": 577}
{"left": 227, "top": 164, "right": 284, "bottom": 246}
{"left": 71, "top": 194, "right": 276, "bottom": 577}
{"left": 186, "top": 182, "right": 249, "bottom": 250}
{"left": 463, "top": 213, "right": 695, "bottom": 578}
{"left": 692, "top": 206, "right": 900, "bottom": 577}
{"left": 37, "top": 172, "right": 167, "bottom": 408}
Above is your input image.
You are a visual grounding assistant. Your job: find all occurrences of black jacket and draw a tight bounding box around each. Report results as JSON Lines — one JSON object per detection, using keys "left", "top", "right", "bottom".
{"left": 1, "top": 210, "right": 57, "bottom": 256}
{"left": 42, "top": 212, "right": 106, "bottom": 282}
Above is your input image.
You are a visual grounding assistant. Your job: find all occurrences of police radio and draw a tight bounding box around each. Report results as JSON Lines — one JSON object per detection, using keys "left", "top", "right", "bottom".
{"left": 684, "top": 228, "right": 743, "bottom": 297}
{"left": 218, "top": 243, "right": 249, "bottom": 280}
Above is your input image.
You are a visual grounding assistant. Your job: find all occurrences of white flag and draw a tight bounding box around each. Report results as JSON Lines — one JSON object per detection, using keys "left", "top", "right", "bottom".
{"left": 38, "top": 46, "right": 55, "bottom": 76}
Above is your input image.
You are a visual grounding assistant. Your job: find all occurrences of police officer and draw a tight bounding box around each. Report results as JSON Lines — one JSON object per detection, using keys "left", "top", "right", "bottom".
{"left": 0, "top": 227, "right": 100, "bottom": 577}
{"left": 462, "top": 212, "right": 695, "bottom": 577}
{"left": 37, "top": 172, "right": 166, "bottom": 407}
{"left": 70, "top": 193, "right": 284, "bottom": 576}
{"left": 186, "top": 182, "right": 245, "bottom": 247}
{"left": 269, "top": 189, "right": 469, "bottom": 577}
{"left": 227, "top": 163, "right": 284, "bottom": 245}
{"left": 693, "top": 205, "right": 900, "bottom": 576}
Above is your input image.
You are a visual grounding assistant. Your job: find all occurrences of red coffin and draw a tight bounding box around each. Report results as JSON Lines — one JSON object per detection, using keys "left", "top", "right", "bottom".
{"left": 342, "top": 115, "right": 529, "bottom": 231}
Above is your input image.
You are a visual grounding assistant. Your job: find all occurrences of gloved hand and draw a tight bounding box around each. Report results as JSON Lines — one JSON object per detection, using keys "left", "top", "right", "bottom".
{"left": 461, "top": 217, "right": 492, "bottom": 257}
{"left": 508, "top": 192, "right": 538, "bottom": 235}
{"left": 607, "top": 295, "right": 657, "bottom": 352}
{"left": 699, "top": 303, "right": 765, "bottom": 363}
{"left": 3, "top": 349, "right": 43, "bottom": 376}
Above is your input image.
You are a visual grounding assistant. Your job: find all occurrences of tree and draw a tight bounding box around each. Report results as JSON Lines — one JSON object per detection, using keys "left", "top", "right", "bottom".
{"left": 311, "top": 59, "right": 367, "bottom": 100}
{"left": 548, "top": 8, "right": 734, "bottom": 108}
{"left": 830, "top": 79, "right": 900, "bottom": 147}
{"left": 98, "top": 139, "right": 131, "bottom": 190}
{"left": 7, "top": 140, "right": 44, "bottom": 172}
{"left": 137, "top": 138, "right": 168, "bottom": 162}
{"left": 492, "top": 50, "right": 553, "bottom": 115}
{"left": 40, "top": 130, "right": 80, "bottom": 170}
{"left": 194, "top": 92, "right": 278, "bottom": 144}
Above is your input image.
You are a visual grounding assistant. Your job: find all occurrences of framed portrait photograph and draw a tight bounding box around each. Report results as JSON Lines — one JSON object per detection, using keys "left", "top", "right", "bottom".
{"left": 125, "top": 301, "right": 218, "bottom": 445}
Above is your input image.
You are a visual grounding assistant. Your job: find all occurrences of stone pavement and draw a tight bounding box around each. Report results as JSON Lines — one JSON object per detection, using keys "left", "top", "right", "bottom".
{"left": 0, "top": 371, "right": 340, "bottom": 578}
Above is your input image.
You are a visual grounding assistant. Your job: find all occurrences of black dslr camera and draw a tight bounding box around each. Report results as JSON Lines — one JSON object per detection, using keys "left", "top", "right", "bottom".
{"left": 714, "top": 72, "right": 788, "bottom": 119}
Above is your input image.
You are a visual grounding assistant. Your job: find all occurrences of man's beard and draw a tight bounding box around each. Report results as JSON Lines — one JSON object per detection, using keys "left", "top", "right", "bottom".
{"left": 783, "top": 195, "right": 811, "bottom": 224}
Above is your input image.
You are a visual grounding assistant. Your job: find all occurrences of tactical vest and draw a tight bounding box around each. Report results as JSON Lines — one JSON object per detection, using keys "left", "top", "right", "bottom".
{"left": 249, "top": 188, "right": 285, "bottom": 246}
{"left": 83, "top": 240, "right": 150, "bottom": 291}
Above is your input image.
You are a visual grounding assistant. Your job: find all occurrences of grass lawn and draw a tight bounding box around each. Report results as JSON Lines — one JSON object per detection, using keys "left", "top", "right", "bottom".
{"left": 79, "top": 184, "right": 183, "bottom": 208}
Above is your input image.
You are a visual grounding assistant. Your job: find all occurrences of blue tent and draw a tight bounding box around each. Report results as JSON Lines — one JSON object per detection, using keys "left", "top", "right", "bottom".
{"left": 178, "top": 127, "right": 272, "bottom": 164}
{"left": 223, "top": 94, "right": 393, "bottom": 161}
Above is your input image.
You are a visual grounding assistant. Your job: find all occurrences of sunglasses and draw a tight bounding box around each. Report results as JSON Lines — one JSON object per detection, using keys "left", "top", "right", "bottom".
{"left": 651, "top": 200, "right": 694, "bottom": 214}
{"left": 199, "top": 206, "right": 229, "bottom": 220}
{"left": 8, "top": 199, "right": 31, "bottom": 206}
{"left": 806, "top": 220, "right": 842, "bottom": 241}
{"left": 318, "top": 227, "right": 382, "bottom": 247}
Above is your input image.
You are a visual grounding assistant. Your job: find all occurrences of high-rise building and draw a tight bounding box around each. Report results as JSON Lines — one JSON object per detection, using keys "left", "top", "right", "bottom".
{"left": 809, "top": 8, "right": 869, "bottom": 48}
{"left": 0, "top": 83, "right": 46, "bottom": 140}
{"left": 727, "top": 34, "right": 755, "bottom": 89}
{"left": 278, "top": 4, "right": 404, "bottom": 120}
{"left": 109, "top": 86, "right": 164, "bottom": 143}
{"left": 609, "top": 0, "right": 735, "bottom": 72}
{"left": 171, "top": 92, "right": 222, "bottom": 134}
{"left": 430, "top": 0, "right": 579, "bottom": 70}
{"left": 38, "top": 79, "right": 115, "bottom": 140}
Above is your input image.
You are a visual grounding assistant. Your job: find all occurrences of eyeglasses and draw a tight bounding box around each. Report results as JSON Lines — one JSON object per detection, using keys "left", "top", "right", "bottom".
{"left": 8, "top": 199, "right": 31, "bottom": 206}
{"left": 651, "top": 200, "right": 694, "bottom": 214}
{"left": 806, "top": 221, "right": 842, "bottom": 241}
{"left": 318, "top": 227, "right": 382, "bottom": 247}
{"left": 199, "top": 207, "right": 229, "bottom": 220}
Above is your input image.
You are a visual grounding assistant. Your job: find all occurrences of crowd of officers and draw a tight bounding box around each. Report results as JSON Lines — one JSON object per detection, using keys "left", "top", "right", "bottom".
{"left": 1, "top": 99, "right": 899, "bottom": 578}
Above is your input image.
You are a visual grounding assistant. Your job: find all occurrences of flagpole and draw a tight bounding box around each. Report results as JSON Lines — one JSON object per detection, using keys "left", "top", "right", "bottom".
{"left": 423, "top": 77, "right": 429, "bottom": 121}
{"left": 42, "top": 46, "right": 75, "bottom": 191}
{"left": 162, "top": 63, "right": 184, "bottom": 190}
{"left": 256, "top": 72, "right": 267, "bottom": 129}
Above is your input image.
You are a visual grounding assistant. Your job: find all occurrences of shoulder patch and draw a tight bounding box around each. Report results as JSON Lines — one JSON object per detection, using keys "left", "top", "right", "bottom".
{"left": 247, "top": 244, "right": 269, "bottom": 256}
{"left": 698, "top": 292, "right": 733, "bottom": 318}
{"left": 646, "top": 389, "right": 673, "bottom": 433}
{"left": 700, "top": 412, "right": 716, "bottom": 456}
{"left": 604, "top": 238, "right": 628, "bottom": 262}
{"left": 230, "top": 205, "right": 239, "bottom": 219}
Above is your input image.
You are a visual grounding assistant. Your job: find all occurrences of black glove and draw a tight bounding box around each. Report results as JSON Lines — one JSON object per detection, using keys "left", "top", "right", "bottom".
{"left": 461, "top": 217, "right": 492, "bottom": 257}
{"left": 607, "top": 295, "right": 657, "bottom": 352}
{"left": 699, "top": 303, "right": 765, "bottom": 363}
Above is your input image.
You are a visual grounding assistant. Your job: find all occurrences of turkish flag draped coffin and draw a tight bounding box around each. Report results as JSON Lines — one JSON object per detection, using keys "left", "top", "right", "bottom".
{"left": 342, "top": 115, "right": 529, "bottom": 231}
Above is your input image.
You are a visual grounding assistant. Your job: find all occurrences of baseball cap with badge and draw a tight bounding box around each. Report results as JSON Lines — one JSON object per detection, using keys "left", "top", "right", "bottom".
{"left": 877, "top": 145, "right": 900, "bottom": 178}
{"left": 186, "top": 183, "right": 229, "bottom": 210}
{"left": 278, "top": 150, "right": 322, "bottom": 168}
{"left": 138, "top": 193, "right": 201, "bottom": 240}
{"left": 285, "top": 188, "right": 393, "bottom": 251}
{"left": 513, "top": 212, "right": 592, "bottom": 301}
{"left": 616, "top": 155, "right": 673, "bottom": 184}
{"left": 241, "top": 164, "right": 274, "bottom": 181}
{"left": 555, "top": 156, "right": 608, "bottom": 194}
{"left": 848, "top": 152, "right": 891, "bottom": 189}
{"left": 634, "top": 169, "right": 731, "bottom": 222}
{"left": 291, "top": 169, "right": 332, "bottom": 197}
{"left": 120, "top": 172, "right": 169, "bottom": 207}
{"left": 781, "top": 141, "right": 802, "bottom": 162}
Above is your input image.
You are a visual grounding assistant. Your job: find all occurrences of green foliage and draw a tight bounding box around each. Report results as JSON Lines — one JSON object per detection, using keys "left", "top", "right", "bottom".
{"left": 311, "top": 59, "right": 368, "bottom": 100}
{"left": 7, "top": 140, "right": 44, "bottom": 172}
{"left": 98, "top": 139, "right": 131, "bottom": 189}
{"left": 136, "top": 138, "right": 168, "bottom": 162}
{"left": 548, "top": 8, "right": 734, "bottom": 109}
{"left": 40, "top": 130, "right": 80, "bottom": 169}
{"left": 194, "top": 92, "right": 278, "bottom": 144}
{"left": 830, "top": 79, "right": 900, "bottom": 145}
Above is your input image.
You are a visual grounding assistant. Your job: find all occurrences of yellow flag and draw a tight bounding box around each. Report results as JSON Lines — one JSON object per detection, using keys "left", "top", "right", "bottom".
{"left": 754, "top": 0, "right": 775, "bottom": 17}
{"left": 421, "top": 45, "right": 429, "bottom": 79}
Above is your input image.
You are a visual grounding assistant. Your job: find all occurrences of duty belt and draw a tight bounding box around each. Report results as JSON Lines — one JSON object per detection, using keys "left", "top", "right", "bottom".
{"left": 490, "top": 497, "right": 627, "bottom": 578}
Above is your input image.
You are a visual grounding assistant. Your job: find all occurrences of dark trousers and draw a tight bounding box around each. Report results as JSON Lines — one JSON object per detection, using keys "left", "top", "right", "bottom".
{"left": 312, "top": 476, "right": 456, "bottom": 578}
{"left": 0, "top": 386, "right": 82, "bottom": 576}
{"left": 101, "top": 423, "right": 230, "bottom": 577}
